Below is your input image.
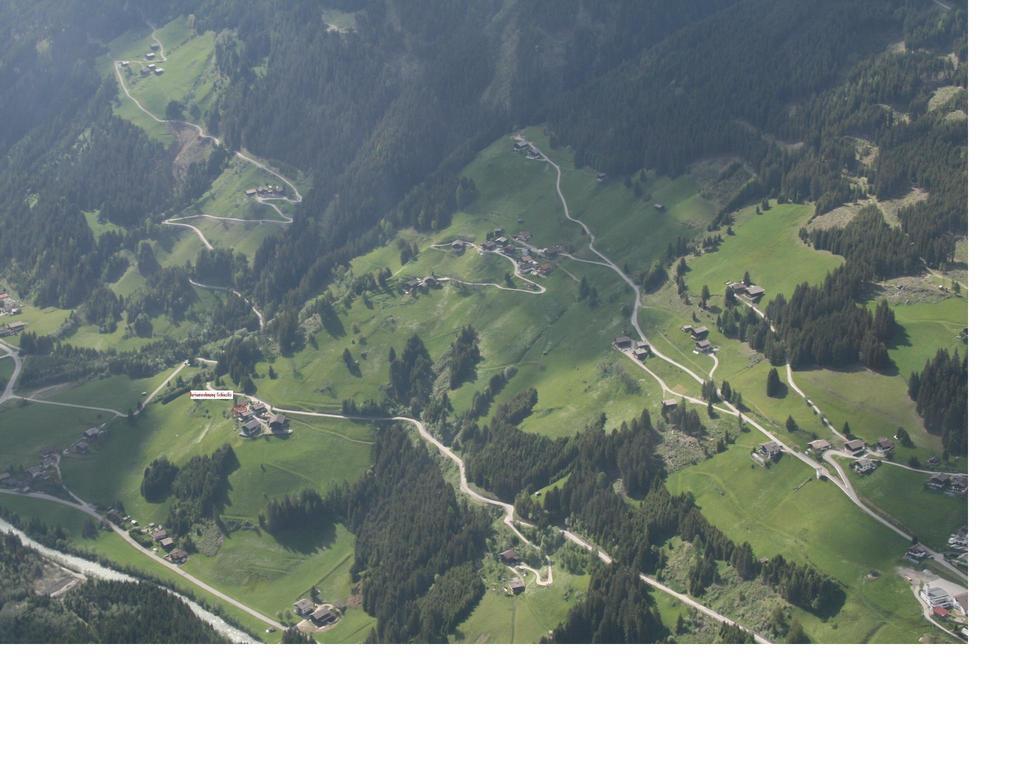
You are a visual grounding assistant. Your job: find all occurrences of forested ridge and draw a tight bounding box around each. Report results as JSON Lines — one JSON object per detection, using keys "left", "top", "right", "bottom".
{"left": 3, "top": 0, "right": 964, "bottom": 320}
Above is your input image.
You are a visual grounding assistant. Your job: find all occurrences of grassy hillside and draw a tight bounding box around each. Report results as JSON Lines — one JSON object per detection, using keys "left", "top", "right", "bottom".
{"left": 664, "top": 435, "right": 937, "bottom": 643}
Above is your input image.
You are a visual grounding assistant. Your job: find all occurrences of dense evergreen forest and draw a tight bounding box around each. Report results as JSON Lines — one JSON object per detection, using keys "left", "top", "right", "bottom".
{"left": 908, "top": 348, "right": 967, "bottom": 455}
{"left": 0, "top": 531, "right": 223, "bottom": 643}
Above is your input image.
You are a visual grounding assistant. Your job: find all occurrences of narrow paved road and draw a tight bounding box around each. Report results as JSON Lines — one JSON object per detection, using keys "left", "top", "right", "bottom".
{"left": 0, "top": 488, "right": 284, "bottom": 630}
{"left": 0, "top": 339, "right": 23, "bottom": 405}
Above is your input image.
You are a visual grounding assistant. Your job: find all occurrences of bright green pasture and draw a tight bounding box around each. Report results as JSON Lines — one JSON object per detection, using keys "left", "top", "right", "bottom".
{"left": 454, "top": 571, "right": 589, "bottom": 643}
{"left": 886, "top": 297, "right": 967, "bottom": 381}
{"left": 665, "top": 436, "right": 937, "bottom": 643}
{"left": 849, "top": 463, "right": 966, "bottom": 551}
{"left": 61, "top": 394, "right": 374, "bottom": 526}
{"left": 686, "top": 203, "right": 841, "bottom": 301}
{"left": 23, "top": 367, "right": 179, "bottom": 414}
{"left": 0, "top": 400, "right": 108, "bottom": 468}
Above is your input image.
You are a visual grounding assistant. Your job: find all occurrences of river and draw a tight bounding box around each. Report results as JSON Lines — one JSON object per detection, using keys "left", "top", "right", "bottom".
{"left": 0, "top": 518, "right": 256, "bottom": 644}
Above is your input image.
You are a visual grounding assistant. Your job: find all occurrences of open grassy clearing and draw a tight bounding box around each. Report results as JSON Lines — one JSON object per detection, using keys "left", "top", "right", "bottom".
{"left": 454, "top": 568, "right": 589, "bottom": 644}
{"left": 83, "top": 210, "right": 126, "bottom": 239}
{"left": 21, "top": 366, "right": 179, "bottom": 414}
{"left": 185, "top": 156, "right": 299, "bottom": 221}
{"left": 111, "top": 19, "right": 220, "bottom": 128}
{"left": 686, "top": 202, "right": 842, "bottom": 300}
{"left": 885, "top": 297, "right": 967, "bottom": 380}
{"left": 0, "top": 400, "right": 108, "bottom": 469}
{"left": 185, "top": 522, "right": 359, "bottom": 622}
{"left": 520, "top": 128, "right": 745, "bottom": 278}
{"left": 323, "top": 8, "right": 359, "bottom": 34}
{"left": 796, "top": 366, "right": 943, "bottom": 455}
{"left": 61, "top": 391, "right": 374, "bottom": 526}
{"left": 664, "top": 434, "right": 937, "bottom": 643}
{"left": 5, "top": 303, "right": 71, "bottom": 338}
{"left": 0, "top": 493, "right": 276, "bottom": 640}
{"left": 848, "top": 463, "right": 966, "bottom": 551}
{"left": 56, "top": 388, "right": 374, "bottom": 624}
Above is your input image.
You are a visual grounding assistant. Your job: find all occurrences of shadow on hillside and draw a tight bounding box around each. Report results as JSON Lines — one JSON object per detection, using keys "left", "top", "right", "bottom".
{"left": 270, "top": 518, "right": 337, "bottom": 555}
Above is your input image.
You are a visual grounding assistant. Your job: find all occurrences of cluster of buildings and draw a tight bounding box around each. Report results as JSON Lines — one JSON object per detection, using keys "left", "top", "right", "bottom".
{"left": 499, "top": 548, "right": 527, "bottom": 595}
{"left": 293, "top": 598, "right": 340, "bottom": 626}
{"left": 918, "top": 581, "right": 967, "bottom": 622}
{"left": 481, "top": 228, "right": 558, "bottom": 277}
{"left": 2, "top": 426, "right": 107, "bottom": 491}
{"left": 144, "top": 523, "right": 186, "bottom": 563}
{"left": 0, "top": 320, "right": 26, "bottom": 338}
{"left": 752, "top": 441, "right": 783, "bottom": 466}
{"left": 726, "top": 281, "right": 767, "bottom": 302}
{"left": 925, "top": 473, "right": 967, "bottom": 496}
{"left": 244, "top": 184, "right": 286, "bottom": 198}
{"left": 511, "top": 137, "right": 541, "bottom": 160}
{"left": 0, "top": 291, "right": 22, "bottom": 317}
{"left": 613, "top": 336, "right": 652, "bottom": 361}
{"left": 231, "top": 401, "right": 289, "bottom": 438}
{"left": 400, "top": 275, "right": 441, "bottom": 295}
{"left": 682, "top": 324, "right": 715, "bottom": 354}
{"left": 127, "top": 58, "right": 164, "bottom": 76}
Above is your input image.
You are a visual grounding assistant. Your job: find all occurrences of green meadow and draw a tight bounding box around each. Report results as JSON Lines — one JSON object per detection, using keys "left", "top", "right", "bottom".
{"left": 454, "top": 568, "right": 590, "bottom": 644}
{"left": 21, "top": 366, "right": 179, "bottom": 414}
{"left": 56, "top": 390, "right": 375, "bottom": 623}
{"left": 685, "top": 202, "right": 842, "bottom": 301}
{"left": 0, "top": 400, "right": 108, "bottom": 468}
{"left": 111, "top": 18, "right": 220, "bottom": 131}
{"left": 886, "top": 297, "right": 967, "bottom": 381}
{"left": 849, "top": 462, "right": 966, "bottom": 551}
{"left": 664, "top": 434, "right": 938, "bottom": 643}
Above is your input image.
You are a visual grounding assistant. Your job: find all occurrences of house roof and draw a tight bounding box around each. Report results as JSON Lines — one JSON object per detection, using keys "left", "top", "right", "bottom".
{"left": 293, "top": 598, "right": 314, "bottom": 612}
{"left": 311, "top": 604, "right": 336, "bottom": 620}
{"left": 746, "top": 285, "right": 765, "bottom": 295}
{"left": 808, "top": 439, "right": 830, "bottom": 450}
{"left": 844, "top": 439, "right": 865, "bottom": 450}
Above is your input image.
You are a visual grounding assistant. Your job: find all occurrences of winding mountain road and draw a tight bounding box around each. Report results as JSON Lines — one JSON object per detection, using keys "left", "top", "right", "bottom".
{"left": 518, "top": 136, "right": 966, "bottom": 585}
